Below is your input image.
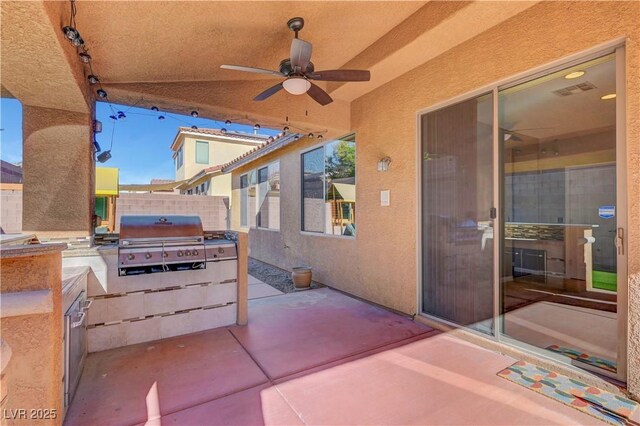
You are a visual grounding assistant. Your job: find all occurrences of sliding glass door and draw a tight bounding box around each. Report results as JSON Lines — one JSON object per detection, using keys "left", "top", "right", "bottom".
{"left": 420, "top": 47, "right": 626, "bottom": 381}
{"left": 499, "top": 53, "right": 621, "bottom": 377}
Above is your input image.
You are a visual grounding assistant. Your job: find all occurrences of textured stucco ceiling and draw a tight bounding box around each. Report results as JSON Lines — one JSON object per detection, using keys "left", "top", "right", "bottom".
{"left": 74, "top": 1, "right": 426, "bottom": 84}
{"left": 0, "top": 1, "right": 540, "bottom": 131}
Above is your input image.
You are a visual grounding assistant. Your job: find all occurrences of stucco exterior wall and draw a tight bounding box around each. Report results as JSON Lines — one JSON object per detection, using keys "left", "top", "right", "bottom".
{"left": 0, "top": 248, "right": 63, "bottom": 425}
{"left": 176, "top": 135, "right": 262, "bottom": 183}
{"left": 230, "top": 0, "right": 640, "bottom": 395}
{"left": 22, "top": 105, "right": 93, "bottom": 235}
{"left": 349, "top": 0, "right": 639, "bottom": 393}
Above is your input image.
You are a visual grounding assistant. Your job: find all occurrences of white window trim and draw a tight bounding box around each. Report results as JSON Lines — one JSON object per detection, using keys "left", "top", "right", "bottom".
{"left": 195, "top": 140, "right": 209, "bottom": 164}
{"left": 257, "top": 160, "right": 281, "bottom": 231}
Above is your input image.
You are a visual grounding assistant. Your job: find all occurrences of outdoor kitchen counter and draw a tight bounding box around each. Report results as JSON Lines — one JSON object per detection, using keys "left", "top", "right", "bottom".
{"left": 62, "top": 241, "right": 240, "bottom": 353}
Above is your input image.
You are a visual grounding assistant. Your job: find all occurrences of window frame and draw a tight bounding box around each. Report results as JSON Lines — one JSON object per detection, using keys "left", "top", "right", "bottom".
{"left": 256, "top": 160, "right": 281, "bottom": 231}
{"left": 300, "top": 134, "right": 356, "bottom": 238}
{"left": 176, "top": 146, "right": 184, "bottom": 169}
{"left": 195, "top": 140, "right": 209, "bottom": 164}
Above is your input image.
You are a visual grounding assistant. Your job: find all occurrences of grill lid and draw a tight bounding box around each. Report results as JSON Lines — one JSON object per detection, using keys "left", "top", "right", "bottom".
{"left": 119, "top": 215, "right": 203, "bottom": 241}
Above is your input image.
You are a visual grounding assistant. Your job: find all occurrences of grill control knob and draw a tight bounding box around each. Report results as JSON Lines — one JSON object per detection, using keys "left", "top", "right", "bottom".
{"left": 145, "top": 253, "right": 152, "bottom": 259}
{"left": 193, "top": 249, "right": 199, "bottom": 256}
{"left": 127, "top": 254, "right": 135, "bottom": 261}
{"left": 185, "top": 250, "right": 191, "bottom": 256}
{"left": 163, "top": 252, "right": 169, "bottom": 258}
{"left": 177, "top": 250, "right": 184, "bottom": 257}
{"left": 218, "top": 247, "right": 225, "bottom": 254}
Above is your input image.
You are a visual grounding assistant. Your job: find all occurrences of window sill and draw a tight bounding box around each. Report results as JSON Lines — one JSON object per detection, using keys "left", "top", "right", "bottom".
{"left": 257, "top": 227, "right": 280, "bottom": 233}
{"left": 299, "top": 230, "right": 356, "bottom": 240}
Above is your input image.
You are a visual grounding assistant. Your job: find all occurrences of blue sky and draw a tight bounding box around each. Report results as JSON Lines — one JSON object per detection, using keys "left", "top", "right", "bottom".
{"left": 0, "top": 98, "right": 279, "bottom": 184}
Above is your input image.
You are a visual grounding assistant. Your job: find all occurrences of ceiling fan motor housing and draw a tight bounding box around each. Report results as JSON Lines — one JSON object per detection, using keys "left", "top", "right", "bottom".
{"left": 279, "top": 59, "right": 314, "bottom": 77}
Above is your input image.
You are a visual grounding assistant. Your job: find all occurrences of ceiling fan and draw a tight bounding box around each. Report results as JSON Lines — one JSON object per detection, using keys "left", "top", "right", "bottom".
{"left": 220, "top": 17, "right": 371, "bottom": 106}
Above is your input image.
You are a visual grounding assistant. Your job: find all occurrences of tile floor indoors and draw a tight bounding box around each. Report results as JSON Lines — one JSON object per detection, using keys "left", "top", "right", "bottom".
{"left": 64, "top": 286, "right": 606, "bottom": 425}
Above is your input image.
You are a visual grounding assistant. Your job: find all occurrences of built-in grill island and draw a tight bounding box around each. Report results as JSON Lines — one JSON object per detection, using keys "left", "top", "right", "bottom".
{"left": 66, "top": 215, "right": 242, "bottom": 353}
{"left": 118, "top": 215, "right": 236, "bottom": 275}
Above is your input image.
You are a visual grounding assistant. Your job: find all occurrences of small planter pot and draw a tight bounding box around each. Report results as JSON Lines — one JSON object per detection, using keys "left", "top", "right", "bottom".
{"left": 292, "top": 267, "right": 312, "bottom": 289}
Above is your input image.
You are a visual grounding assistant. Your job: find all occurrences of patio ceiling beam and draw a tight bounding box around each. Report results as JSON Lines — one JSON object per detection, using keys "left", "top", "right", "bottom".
{"left": 0, "top": 1, "right": 90, "bottom": 113}
{"left": 328, "top": 1, "right": 541, "bottom": 102}
{"left": 101, "top": 79, "right": 351, "bottom": 136}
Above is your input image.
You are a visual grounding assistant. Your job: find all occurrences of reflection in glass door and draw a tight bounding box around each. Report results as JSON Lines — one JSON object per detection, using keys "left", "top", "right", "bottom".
{"left": 499, "top": 53, "right": 620, "bottom": 375}
{"left": 421, "top": 93, "right": 494, "bottom": 334}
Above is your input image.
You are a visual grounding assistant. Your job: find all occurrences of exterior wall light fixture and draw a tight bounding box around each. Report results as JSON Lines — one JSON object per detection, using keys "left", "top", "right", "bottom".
{"left": 377, "top": 157, "right": 391, "bottom": 172}
{"left": 93, "top": 120, "right": 102, "bottom": 133}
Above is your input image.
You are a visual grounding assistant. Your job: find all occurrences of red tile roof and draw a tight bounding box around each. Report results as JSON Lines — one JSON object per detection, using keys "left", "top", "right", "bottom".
{"left": 177, "top": 127, "right": 269, "bottom": 143}
{"left": 220, "top": 132, "right": 300, "bottom": 173}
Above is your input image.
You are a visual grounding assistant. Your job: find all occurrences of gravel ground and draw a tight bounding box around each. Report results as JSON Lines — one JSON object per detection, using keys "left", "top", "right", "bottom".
{"left": 248, "top": 257, "right": 323, "bottom": 294}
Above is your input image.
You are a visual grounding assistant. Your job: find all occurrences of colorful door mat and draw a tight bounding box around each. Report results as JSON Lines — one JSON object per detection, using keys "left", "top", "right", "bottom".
{"left": 546, "top": 345, "right": 617, "bottom": 373}
{"left": 498, "top": 360, "right": 637, "bottom": 425}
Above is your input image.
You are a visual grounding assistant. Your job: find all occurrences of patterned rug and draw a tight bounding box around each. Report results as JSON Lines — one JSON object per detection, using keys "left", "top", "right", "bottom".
{"left": 498, "top": 361, "right": 637, "bottom": 425}
{"left": 546, "top": 345, "right": 617, "bottom": 373}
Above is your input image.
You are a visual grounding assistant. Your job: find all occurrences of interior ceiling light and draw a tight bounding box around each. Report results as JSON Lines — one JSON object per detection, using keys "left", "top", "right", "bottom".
{"left": 190, "top": 111, "right": 198, "bottom": 118}
{"left": 225, "top": 120, "right": 232, "bottom": 126}
{"left": 220, "top": 128, "right": 227, "bottom": 133}
{"left": 294, "top": 135, "right": 299, "bottom": 140}
{"left": 601, "top": 93, "right": 616, "bottom": 100}
{"left": 191, "top": 125, "right": 198, "bottom": 129}
{"left": 283, "top": 126, "right": 289, "bottom": 133}
{"left": 117, "top": 111, "right": 126, "bottom": 119}
{"left": 268, "top": 136, "right": 274, "bottom": 142}
{"left": 308, "top": 132, "right": 314, "bottom": 138}
{"left": 254, "top": 124, "right": 261, "bottom": 130}
{"left": 282, "top": 77, "right": 311, "bottom": 95}
{"left": 79, "top": 52, "right": 91, "bottom": 63}
{"left": 96, "top": 89, "right": 107, "bottom": 98}
{"left": 317, "top": 134, "right": 323, "bottom": 140}
{"left": 151, "top": 106, "right": 159, "bottom": 111}
{"left": 87, "top": 75, "right": 99, "bottom": 84}
{"left": 564, "top": 71, "right": 585, "bottom": 79}
{"left": 62, "top": 26, "right": 79, "bottom": 41}
{"left": 158, "top": 115, "right": 165, "bottom": 120}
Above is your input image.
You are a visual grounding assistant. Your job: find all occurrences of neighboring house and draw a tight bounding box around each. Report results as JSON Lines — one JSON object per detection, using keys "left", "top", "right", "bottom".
{"left": 0, "top": 160, "right": 22, "bottom": 184}
{"left": 95, "top": 167, "right": 119, "bottom": 232}
{"left": 170, "top": 127, "right": 267, "bottom": 197}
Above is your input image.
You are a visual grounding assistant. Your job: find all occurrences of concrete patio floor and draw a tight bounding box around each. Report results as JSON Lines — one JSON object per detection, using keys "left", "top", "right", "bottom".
{"left": 65, "top": 288, "right": 604, "bottom": 425}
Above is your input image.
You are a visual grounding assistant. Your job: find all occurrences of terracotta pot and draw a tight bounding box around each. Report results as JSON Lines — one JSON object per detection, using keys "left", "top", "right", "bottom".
{"left": 292, "top": 267, "right": 312, "bottom": 289}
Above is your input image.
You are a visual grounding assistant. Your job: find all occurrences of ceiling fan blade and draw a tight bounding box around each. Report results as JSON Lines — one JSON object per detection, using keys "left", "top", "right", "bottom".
{"left": 220, "top": 64, "right": 283, "bottom": 77}
{"left": 308, "top": 69, "right": 370, "bottom": 82}
{"left": 290, "top": 38, "right": 312, "bottom": 73}
{"left": 307, "top": 82, "right": 332, "bottom": 106}
{"left": 254, "top": 82, "right": 284, "bottom": 101}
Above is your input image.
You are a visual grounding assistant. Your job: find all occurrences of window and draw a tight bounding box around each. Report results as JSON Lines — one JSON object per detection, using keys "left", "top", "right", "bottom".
{"left": 301, "top": 135, "right": 356, "bottom": 236}
{"left": 257, "top": 162, "right": 280, "bottom": 230}
{"left": 240, "top": 174, "right": 248, "bottom": 227}
{"left": 195, "top": 141, "right": 209, "bottom": 164}
{"left": 240, "top": 171, "right": 257, "bottom": 228}
{"left": 176, "top": 146, "right": 184, "bottom": 169}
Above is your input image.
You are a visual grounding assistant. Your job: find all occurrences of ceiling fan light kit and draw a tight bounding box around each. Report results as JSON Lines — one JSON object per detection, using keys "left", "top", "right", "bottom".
{"left": 220, "top": 16, "right": 370, "bottom": 106}
{"left": 283, "top": 77, "right": 311, "bottom": 95}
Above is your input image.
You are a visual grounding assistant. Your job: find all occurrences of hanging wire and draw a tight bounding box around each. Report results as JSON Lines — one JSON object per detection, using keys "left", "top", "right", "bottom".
{"left": 108, "top": 118, "right": 116, "bottom": 151}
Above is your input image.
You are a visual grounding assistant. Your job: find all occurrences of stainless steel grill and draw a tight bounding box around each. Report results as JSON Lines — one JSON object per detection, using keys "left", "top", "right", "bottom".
{"left": 117, "top": 215, "right": 236, "bottom": 276}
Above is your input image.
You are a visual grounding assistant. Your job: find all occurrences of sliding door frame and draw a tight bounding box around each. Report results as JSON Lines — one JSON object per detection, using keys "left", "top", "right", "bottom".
{"left": 416, "top": 39, "right": 627, "bottom": 383}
